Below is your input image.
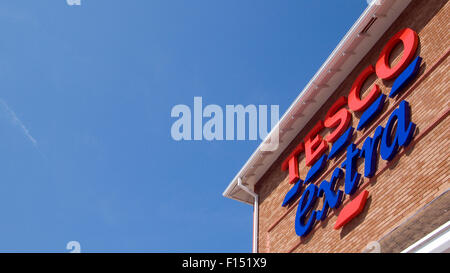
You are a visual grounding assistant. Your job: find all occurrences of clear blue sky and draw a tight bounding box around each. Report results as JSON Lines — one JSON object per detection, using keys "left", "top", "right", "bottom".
{"left": 0, "top": 0, "right": 367, "bottom": 252}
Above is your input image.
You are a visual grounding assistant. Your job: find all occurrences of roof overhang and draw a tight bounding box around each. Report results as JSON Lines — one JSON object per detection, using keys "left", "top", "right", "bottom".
{"left": 223, "top": 0, "right": 412, "bottom": 205}
{"left": 402, "top": 221, "right": 450, "bottom": 253}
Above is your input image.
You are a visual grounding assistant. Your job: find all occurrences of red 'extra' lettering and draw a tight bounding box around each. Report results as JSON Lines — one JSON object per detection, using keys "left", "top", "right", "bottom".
{"left": 376, "top": 28, "right": 419, "bottom": 80}
{"left": 304, "top": 121, "right": 327, "bottom": 167}
{"left": 348, "top": 65, "right": 381, "bottom": 112}
{"left": 324, "top": 96, "right": 352, "bottom": 143}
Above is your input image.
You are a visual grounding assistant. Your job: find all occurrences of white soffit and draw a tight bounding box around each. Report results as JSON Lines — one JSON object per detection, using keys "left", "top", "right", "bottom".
{"left": 223, "top": 0, "right": 412, "bottom": 205}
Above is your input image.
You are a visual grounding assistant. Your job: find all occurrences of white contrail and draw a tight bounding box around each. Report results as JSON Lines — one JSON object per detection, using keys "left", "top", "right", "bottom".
{"left": 0, "top": 99, "right": 38, "bottom": 147}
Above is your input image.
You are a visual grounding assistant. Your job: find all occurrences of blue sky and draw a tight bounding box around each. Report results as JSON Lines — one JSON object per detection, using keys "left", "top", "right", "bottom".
{"left": 0, "top": 0, "right": 367, "bottom": 252}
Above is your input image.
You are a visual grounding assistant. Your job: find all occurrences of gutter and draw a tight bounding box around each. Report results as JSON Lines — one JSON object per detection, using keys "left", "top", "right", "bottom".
{"left": 237, "top": 177, "right": 259, "bottom": 253}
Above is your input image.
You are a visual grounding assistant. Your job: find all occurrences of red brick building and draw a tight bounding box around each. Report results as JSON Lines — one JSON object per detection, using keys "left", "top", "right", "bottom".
{"left": 223, "top": 0, "right": 449, "bottom": 253}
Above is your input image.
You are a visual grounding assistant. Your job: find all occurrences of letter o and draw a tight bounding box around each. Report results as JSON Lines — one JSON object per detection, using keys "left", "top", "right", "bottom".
{"left": 376, "top": 28, "right": 419, "bottom": 80}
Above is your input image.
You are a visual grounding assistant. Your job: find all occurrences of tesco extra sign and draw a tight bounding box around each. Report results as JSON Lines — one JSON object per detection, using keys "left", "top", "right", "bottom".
{"left": 280, "top": 28, "right": 422, "bottom": 237}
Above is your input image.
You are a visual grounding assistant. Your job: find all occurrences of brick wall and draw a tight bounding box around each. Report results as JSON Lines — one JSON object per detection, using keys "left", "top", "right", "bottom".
{"left": 254, "top": 0, "right": 450, "bottom": 253}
